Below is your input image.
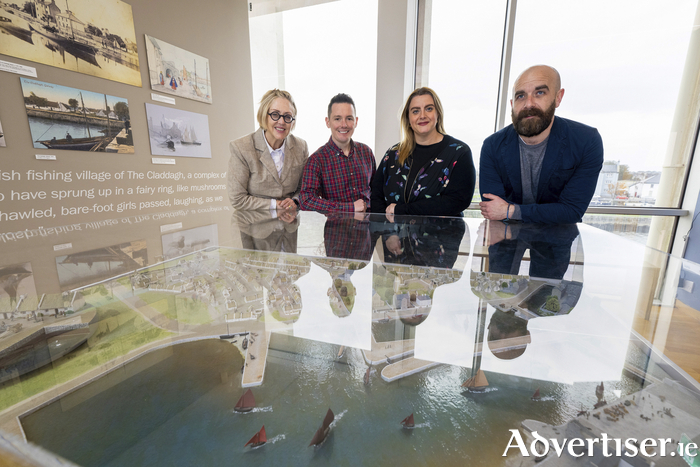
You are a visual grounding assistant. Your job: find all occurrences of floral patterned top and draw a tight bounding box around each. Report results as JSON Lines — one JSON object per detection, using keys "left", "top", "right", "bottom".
{"left": 370, "top": 135, "right": 475, "bottom": 217}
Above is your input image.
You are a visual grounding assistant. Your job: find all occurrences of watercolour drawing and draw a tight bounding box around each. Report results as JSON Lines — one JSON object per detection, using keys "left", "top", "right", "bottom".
{"left": 145, "top": 35, "right": 212, "bottom": 104}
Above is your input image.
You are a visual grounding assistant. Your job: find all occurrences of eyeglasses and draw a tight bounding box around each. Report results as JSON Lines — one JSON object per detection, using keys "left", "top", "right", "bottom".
{"left": 268, "top": 111, "right": 295, "bottom": 124}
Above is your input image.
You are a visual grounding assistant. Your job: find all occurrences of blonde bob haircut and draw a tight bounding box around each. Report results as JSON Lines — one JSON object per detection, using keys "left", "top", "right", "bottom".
{"left": 256, "top": 89, "right": 298, "bottom": 131}
{"left": 396, "top": 87, "right": 446, "bottom": 165}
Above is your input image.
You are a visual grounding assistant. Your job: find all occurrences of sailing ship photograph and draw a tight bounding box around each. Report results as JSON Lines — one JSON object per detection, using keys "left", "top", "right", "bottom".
{"left": 145, "top": 35, "right": 212, "bottom": 104}
{"left": 21, "top": 77, "right": 134, "bottom": 153}
{"left": 145, "top": 103, "right": 212, "bottom": 158}
{"left": 0, "top": 0, "right": 141, "bottom": 86}
{"left": 55, "top": 240, "right": 147, "bottom": 290}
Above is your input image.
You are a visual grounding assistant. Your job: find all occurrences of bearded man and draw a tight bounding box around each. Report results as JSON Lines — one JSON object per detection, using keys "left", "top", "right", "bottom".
{"left": 479, "top": 65, "right": 603, "bottom": 224}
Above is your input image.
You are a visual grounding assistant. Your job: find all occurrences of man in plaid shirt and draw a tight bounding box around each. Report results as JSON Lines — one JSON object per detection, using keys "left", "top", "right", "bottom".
{"left": 300, "top": 94, "right": 375, "bottom": 212}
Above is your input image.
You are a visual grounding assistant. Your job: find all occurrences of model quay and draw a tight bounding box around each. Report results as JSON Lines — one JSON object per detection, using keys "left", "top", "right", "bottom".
{"left": 0, "top": 214, "right": 698, "bottom": 466}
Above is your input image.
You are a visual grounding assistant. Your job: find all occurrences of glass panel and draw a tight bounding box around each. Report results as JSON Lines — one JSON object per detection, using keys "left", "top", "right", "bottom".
{"left": 427, "top": 0, "right": 509, "bottom": 200}
{"left": 1, "top": 209, "right": 699, "bottom": 465}
{"left": 248, "top": 0, "right": 378, "bottom": 153}
{"left": 509, "top": 0, "right": 697, "bottom": 209}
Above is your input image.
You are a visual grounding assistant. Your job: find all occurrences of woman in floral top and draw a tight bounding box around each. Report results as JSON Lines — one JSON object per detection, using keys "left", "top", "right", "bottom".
{"left": 370, "top": 87, "right": 475, "bottom": 217}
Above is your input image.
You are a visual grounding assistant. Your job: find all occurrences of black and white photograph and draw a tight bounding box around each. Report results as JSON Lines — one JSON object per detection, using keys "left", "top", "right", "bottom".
{"left": 145, "top": 103, "right": 211, "bottom": 158}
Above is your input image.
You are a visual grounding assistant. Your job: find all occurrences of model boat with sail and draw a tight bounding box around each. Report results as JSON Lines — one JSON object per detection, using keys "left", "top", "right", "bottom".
{"left": 461, "top": 369, "right": 488, "bottom": 392}
{"left": 234, "top": 388, "right": 255, "bottom": 413}
{"left": 309, "top": 408, "right": 334, "bottom": 446}
{"left": 400, "top": 413, "right": 414, "bottom": 428}
{"left": 244, "top": 425, "right": 266, "bottom": 448}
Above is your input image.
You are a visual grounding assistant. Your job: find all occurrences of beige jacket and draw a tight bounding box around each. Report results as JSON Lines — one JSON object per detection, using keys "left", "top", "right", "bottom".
{"left": 228, "top": 127, "right": 309, "bottom": 210}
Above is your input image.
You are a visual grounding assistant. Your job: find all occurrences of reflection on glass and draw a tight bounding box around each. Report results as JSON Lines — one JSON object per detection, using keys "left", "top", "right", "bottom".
{"left": 0, "top": 211, "right": 699, "bottom": 466}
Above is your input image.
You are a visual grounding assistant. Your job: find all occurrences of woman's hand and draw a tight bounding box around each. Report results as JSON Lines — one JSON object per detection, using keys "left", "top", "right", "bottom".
{"left": 276, "top": 198, "right": 296, "bottom": 210}
{"left": 385, "top": 203, "right": 396, "bottom": 223}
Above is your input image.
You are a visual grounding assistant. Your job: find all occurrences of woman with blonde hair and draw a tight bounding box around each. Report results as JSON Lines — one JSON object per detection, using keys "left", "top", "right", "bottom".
{"left": 228, "top": 89, "right": 309, "bottom": 210}
{"left": 370, "top": 87, "right": 475, "bottom": 217}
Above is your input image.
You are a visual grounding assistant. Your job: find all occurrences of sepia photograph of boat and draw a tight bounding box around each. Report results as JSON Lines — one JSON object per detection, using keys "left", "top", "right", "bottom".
{"left": 0, "top": 0, "right": 141, "bottom": 86}
{"left": 55, "top": 240, "right": 147, "bottom": 291}
{"left": 145, "top": 103, "right": 212, "bottom": 158}
{"left": 145, "top": 35, "right": 212, "bottom": 104}
{"left": 0, "top": 120, "right": 5, "bottom": 147}
{"left": 21, "top": 77, "right": 134, "bottom": 153}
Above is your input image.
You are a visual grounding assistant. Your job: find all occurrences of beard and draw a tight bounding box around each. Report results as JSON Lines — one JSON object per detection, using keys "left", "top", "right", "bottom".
{"left": 511, "top": 100, "right": 556, "bottom": 137}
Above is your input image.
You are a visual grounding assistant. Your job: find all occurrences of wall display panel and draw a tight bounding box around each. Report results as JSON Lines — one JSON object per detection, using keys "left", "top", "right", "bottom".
{"left": 20, "top": 77, "right": 133, "bottom": 153}
{"left": 55, "top": 239, "right": 147, "bottom": 290}
{"left": 161, "top": 224, "right": 218, "bottom": 260}
{"left": 0, "top": 261, "right": 37, "bottom": 315}
{"left": 0, "top": 120, "right": 5, "bottom": 147}
{"left": 145, "top": 35, "right": 212, "bottom": 104}
{"left": 0, "top": 0, "right": 141, "bottom": 87}
{"left": 145, "top": 103, "right": 212, "bottom": 158}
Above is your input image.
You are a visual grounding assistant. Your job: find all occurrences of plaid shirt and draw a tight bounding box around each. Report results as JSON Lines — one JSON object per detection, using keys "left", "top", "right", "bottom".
{"left": 323, "top": 214, "right": 373, "bottom": 261}
{"left": 300, "top": 138, "right": 375, "bottom": 212}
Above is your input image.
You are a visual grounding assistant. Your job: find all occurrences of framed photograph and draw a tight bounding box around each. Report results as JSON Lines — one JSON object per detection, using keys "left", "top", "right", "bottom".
{"left": 145, "top": 103, "right": 211, "bottom": 158}
{"left": 0, "top": 0, "right": 141, "bottom": 86}
{"left": 21, "top": 77, "right": 133, "bottom": 153}
{"left": 145, "top": 35, "right": 212, "bottom": 104}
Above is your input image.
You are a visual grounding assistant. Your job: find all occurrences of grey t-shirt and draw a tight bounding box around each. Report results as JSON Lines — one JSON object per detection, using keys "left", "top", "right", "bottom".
{"left": 512, "top": 136, "right": 549, "bottom": 220}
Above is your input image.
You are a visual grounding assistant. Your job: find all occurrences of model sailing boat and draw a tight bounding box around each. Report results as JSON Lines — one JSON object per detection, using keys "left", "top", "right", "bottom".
{"left": 309, "top": 408, "right": 334, "bottom": 446}
{"left": 400, "top": 413, "right": 415, "bottom": 428}
{"left": 234, "top": 388, "right": 255, "bottom": 413}
{"left": 244, "top": 425, "right": 267, "bottom": 448}
{"left": 461, "top": 369, "right": 488, "bottom": 392}
{"left": 531, "top": 388, "right": 541, "bottom": 400}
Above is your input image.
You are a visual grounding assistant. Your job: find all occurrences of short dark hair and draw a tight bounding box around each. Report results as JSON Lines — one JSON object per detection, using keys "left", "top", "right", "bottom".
{"left": 327, "top": 93, "right": 356, "bottom": 117}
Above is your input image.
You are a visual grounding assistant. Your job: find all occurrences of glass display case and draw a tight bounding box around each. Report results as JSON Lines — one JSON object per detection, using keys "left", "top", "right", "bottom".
{"left": 0, "top": 209, "right": 698, "bottom": 466}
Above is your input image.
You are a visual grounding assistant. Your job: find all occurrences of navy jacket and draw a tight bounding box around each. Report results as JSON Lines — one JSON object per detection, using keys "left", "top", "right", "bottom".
{"left": 479, "top": 116, "right": 603, "bottom": 224}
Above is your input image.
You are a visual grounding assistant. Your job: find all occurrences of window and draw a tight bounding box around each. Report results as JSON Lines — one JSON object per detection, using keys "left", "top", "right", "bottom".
{"left": 248, "top": 0, "right": 378, "bottom": 153}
